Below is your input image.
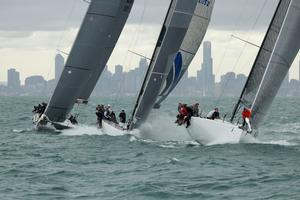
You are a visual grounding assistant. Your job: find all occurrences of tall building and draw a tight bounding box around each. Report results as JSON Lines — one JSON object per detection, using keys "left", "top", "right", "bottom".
{"left": 283, "top": 71, "right": 289, "bottom": 86}
{"left": 7, "top": 68, "right": 20, "bottom": 90}
{"left": 199, "top": 41, "right": 214, "bottom": 96}
{"left": 139, "top": 58, "right": 148, "bottom": 72}
{"left": 55, "top": 54, "right": 64, "bottom": 81}
{"left": 115, "top": 65, "right": 123, "bottom": 75}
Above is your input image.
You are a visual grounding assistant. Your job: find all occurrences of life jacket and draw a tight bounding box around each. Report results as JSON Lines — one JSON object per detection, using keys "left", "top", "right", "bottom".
{"left": 180, "top": 106, "right": 188, "bottom": 117}
{"left": 242, "top": 108, "right": 252, "bottom": 119}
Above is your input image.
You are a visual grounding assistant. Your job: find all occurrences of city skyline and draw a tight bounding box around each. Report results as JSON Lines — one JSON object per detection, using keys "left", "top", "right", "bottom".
{"left": 2, "top": 42, "right": 300, "bottom": 98}
{"left": 1, "top": 0, "right": 299, "bottom": 83}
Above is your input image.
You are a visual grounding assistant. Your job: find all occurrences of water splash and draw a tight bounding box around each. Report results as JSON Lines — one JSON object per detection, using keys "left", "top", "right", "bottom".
{"left": 137, "top": 111, "right": 193, "bottom": 141}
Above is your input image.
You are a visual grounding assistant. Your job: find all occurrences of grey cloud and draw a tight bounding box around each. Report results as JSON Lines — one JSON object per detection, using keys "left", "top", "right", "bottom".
{"left": 0, "top": 0, "right": 279, "bottom": 33}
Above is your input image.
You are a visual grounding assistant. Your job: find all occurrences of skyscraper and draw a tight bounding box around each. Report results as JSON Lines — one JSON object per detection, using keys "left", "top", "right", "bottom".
{"left": 55, "top": 54, "right": 64, "bottom": 81}
{"left": 7, "top": 68, "right": 21, "bottom": 91}
{"left": 115, "top": 65, "right": 123, "bottom": 75}
{"left": 201, "top": 41, "right": 214, "bottom": 96}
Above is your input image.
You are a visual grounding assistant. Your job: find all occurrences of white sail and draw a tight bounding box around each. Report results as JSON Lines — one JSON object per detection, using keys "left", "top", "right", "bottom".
{"left": 44, "top": 0, "right": 134, "bottom": 122}
{"left": 251, "top": 0, "right": 300, "bottom": 129}
{"left": 154, "top": 0, "right": 215, "bottom": 108}
{"left": 130, "top": 0, "right": 198, "bottom": 128}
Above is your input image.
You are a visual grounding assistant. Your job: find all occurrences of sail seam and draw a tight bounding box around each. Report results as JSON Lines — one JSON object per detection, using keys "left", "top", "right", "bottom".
{"left": 193, "top": 14, "right": 209, "bottom": 21}
{"left": 65, "top": 66, "right": 90, "bottom": 71}
{"left": 174, "top": 10, "right": 194, "bottom": 16}
{"left": 180, "top": 48, "right": 196, "bottom": 55}
{"left": 48, "top": 106, "right": 67, "bottom": 111}
{"left": 87, "top": 12, "right": 115, "bottom": 18}
{"left": 152, "top": 72, "right": 168, "bottom": 76}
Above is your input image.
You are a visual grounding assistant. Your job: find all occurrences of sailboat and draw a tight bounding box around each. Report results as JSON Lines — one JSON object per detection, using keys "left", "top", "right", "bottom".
{"left": 187, "top": 0, "right": 300, "bottom": 145}
{"left": 102, "top": 0, "right": 199, "bottom": 131}
{"left": 33, "top": 0, "right": 134, "bottom": 130}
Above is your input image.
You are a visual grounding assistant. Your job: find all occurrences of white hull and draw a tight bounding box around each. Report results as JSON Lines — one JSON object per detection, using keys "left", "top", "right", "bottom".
{"left": 33, "top": 114, "right": 75, "bottom": 131}
{"left": 187, "top": 117, "right": 254, "bottom": 145}
{"left": 102, "top": 120, "right": 128, "bottom": 136}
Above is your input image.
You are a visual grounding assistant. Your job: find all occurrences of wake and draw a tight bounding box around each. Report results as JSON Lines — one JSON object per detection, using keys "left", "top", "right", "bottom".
{"left": 23, "top": 112, "right": 299, "bottom": 147}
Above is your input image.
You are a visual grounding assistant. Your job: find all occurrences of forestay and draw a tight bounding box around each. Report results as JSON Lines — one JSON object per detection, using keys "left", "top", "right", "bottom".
{"left": 130, "top": 0, "right": 198, "bottom": 129}
{"left": 154, "top": 0, "right": 215, "bottom": 108}
{"left": 251, "top": 0, "right": 300, "bottom": 129}
{"left": 230, "top": 0, "right": 292, "bottom": 122}
{"left": 44, "top": 0, "right": 134, "bottom": 122}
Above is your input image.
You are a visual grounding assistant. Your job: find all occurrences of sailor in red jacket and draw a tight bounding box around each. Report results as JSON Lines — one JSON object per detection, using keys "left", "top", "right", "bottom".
{"left": 242, "top": 107, "right": 252, "bottom": 132}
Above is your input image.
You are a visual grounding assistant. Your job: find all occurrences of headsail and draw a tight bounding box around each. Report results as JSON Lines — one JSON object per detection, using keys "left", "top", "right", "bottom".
{"left": 130, "top": 0, "right": 198, "bottom": 128}
{"left": 44, "top": 0, "right": 134, "bottom": 122}
{"left": 251, "top": 0, "right": 300, "bottom": 129}
{"left": 230, "top": 0, "right": 292, "bottom": 122}
{"left": 154, "top": 0, "right": 215, "bottom": 108}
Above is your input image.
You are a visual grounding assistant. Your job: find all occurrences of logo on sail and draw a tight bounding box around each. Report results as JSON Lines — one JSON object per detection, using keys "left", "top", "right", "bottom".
{"left": 198, "top": 0, "right": 210, "bottom": 6}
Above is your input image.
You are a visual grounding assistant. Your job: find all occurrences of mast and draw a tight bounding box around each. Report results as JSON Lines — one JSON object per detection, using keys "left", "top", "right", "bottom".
{"left": 44, "top": 0, "right": 134, "bottom": 122}
{"left": 230, "top": 0, "right": 292, "bottom": 122}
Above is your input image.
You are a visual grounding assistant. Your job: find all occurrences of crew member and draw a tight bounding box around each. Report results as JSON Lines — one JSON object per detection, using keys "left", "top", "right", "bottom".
{"left": 96, "top": 105, "right": 104, "bottom": 128}
{"left": 207, "top": 108, "right": 220, "bottom": 120}
{"left": 68, "top": 114, "right": 78, "bottom": 125}
{"left": 111, "top": 111, "right": 117, "bottom": 124}
{"left": 104, "top": 105, "right": 111, "bottom": 120}
{"left": 242, "top": 107, "right": 252, "bottom": 132}
{"left": 176, "top": 104, "right": 188, "bottom": 125}
{"left": 192, "top": 103, "right": 200, "bottom": 117}
{"left": 119, "top": 110, "right": 126, "bottom": 129}
{"left": 184, "top": 105, "right": 193, "bottom": 128}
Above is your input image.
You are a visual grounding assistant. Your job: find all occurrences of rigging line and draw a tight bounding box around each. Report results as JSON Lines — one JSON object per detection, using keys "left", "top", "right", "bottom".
{"left": 128, "top": 50, "right": 151, "bottom": 61}
{"left": 213, "top": 0, "right": 249, "bottom": 87}
{"left": 122, "top": 0, "right": 148, "bottom": 69}
{"left": 215, "top": 0, "right": 270, "bottom": 107}
{"left": 116, "top": 0, "right": 148, "bottom": 116}
{"left": 231, "top": 35, "right": 261, "bottom": 49}
{"left": 56, "top": 49, "right": 70, "bottom": 56}
{"left": 46, "top": 0, "right": 79, "bottom": 82}
{"left": 55, "top": 0, "right": 80, "bottom": 51}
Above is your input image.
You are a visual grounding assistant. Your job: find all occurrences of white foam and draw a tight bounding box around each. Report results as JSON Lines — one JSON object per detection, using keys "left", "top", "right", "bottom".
{"left": 258, "top": 140, "right": 297, "bottom": 146}
{"left": 62, "top": 125, "right": 104, "bottom": 136}
{"left": 137, "top": 111, "right": 193, "bottom": 141}
{"left": 12, "top": 128, "right": 33, "bottom": 133}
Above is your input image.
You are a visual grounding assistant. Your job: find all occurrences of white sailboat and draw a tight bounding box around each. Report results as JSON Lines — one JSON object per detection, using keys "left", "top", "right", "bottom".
{"left": 34, "top": 0, "right": 134, "bottom": 130}
{"left": 187, "top": 0, "right": 300, "bottom": 145}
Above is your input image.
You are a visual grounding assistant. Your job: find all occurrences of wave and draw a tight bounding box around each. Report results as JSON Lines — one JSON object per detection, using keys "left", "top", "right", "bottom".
{"left": 12, "top": 128, "right": 34, "bottom": 133}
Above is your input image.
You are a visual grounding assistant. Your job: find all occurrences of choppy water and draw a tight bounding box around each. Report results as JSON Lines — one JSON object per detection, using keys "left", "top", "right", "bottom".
{"left": 0, "top": 96, "right": 300, "bottom": 199}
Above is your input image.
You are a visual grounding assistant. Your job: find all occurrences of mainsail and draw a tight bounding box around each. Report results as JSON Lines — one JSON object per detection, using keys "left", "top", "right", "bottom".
{"left": 230, "top": 0, "right": 293, "bottom": 122}
{"left": 44, "top": 0, "right": 134, "bottom": 122}
{"left": 154, "top": 0, "right": 215, "bottom": 108}
{"left": 251, "top": 0, "right": 300, "bottom": 129}
{"left": 130, "top": 0, "right": 198, "bottom": 128}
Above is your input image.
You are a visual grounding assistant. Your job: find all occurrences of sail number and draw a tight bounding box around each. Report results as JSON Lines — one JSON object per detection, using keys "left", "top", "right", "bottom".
{"left": 198, "top": 0, "right": 210, "bottom": 6}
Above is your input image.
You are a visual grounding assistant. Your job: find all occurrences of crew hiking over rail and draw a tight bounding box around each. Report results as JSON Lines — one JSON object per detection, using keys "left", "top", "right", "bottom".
{"left": 96, "top": 104, "right": 128, "bottom": 130}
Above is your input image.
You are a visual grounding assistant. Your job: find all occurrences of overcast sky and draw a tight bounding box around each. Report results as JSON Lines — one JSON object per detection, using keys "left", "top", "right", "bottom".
{"left": 0, "top": 0, "right": 299, "bottom": 83}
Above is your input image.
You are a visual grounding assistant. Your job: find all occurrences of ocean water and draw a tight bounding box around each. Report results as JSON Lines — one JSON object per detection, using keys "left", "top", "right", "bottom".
{"left": 0, "top": 96, "right": 300, "bottom": 200}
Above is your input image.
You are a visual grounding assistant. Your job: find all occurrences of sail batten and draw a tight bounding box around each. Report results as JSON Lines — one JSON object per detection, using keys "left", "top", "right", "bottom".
{"left": 44, "top": 0, "right": 134, "bottom": 122}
